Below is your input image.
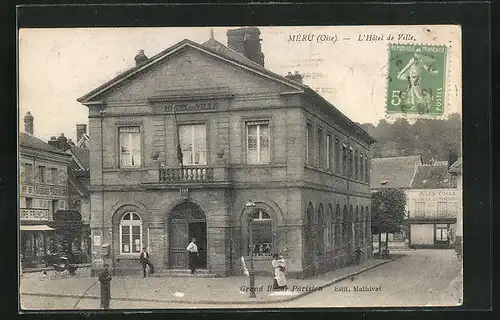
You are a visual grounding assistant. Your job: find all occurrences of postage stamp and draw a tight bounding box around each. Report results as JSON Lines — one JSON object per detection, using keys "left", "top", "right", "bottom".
{"left": 386, "top": 44, "right": 447, "bottom": 116}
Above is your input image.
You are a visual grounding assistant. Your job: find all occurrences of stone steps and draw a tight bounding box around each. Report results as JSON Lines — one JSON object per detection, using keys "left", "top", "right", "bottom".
{"left": 150, "top": 269, "right": 218, "bottom": 278}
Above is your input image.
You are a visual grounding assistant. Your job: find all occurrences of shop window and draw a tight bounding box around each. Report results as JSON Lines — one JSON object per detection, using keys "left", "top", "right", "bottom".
{"left": 120, "top": 212, "right": 142, "bottom": 254}
{"left": 179, "top": 124, "right": 207, "bottom": 165}
{"left": 246, "top": 121, "right": 270, "bottom": 164}
{"left": 435, "top": 224, "right": 449, "bottom": 243}
{"left": 249, "top": 210, "right": 272, "bottom": 256}
{"left": 119, "top": 126, "right": 142, "bottom": 168}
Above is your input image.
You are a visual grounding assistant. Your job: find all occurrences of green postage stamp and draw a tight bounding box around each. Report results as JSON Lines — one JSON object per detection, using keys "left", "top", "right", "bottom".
{"left": 386, "top": 44, "right": 447, "bottom": 116}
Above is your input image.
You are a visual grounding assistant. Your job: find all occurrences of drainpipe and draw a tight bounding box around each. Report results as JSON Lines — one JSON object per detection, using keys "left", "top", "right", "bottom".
{"left": 100, "top": 108, "right": 106, "bottom": 267}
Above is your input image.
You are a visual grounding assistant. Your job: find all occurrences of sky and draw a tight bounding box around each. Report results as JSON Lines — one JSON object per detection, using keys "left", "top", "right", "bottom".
{"left": 18, "top": 26, "right": 461, "bottom": 142}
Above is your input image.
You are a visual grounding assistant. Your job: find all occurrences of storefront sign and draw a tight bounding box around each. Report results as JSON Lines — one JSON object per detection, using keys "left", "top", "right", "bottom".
{"left": 412, "top": 190, "right": 458, "bottom": 202}
{"left": 20, "top": 209, "right": 50, "bottom": 221}
{"left": 166, "top": 101, "right": 218, "bottom": 113}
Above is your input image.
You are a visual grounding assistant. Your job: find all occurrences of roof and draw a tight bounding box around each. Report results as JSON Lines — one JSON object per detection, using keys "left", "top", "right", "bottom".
{"left": 371, "top": 156, "right": 422, "bottom": 189}
{"left": 77, "top": 37, "right": 375, "bottom": 144}
{"left": 19, "top": 132, "right": 69, "bottom": 156}
{"left": 411, "top": 164, "right": 453, "bottom": 189}
{"left": 68, "top": 145, "right": 90, "bottom": 171}
{"left": 449, "top": 157, "right": 462, "bottom": 174}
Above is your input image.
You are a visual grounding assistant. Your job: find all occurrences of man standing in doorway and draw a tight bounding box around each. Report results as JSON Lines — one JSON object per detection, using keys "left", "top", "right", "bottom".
{"left": 140, "top": 247, "right": 154, "bottom": 277}
{"left": 186, "top": 237, "right": 199, "bottom": 274}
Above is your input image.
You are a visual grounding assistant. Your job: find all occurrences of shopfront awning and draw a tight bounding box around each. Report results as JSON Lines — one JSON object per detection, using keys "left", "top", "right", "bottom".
{"left": 20, "top": 225, "right": 55, "bottom": 231}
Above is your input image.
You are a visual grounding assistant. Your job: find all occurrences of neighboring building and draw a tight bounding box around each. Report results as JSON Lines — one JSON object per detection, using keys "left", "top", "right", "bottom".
{"left": 448, "top": 157, "right": 462, "bottom": 256}
{"left": 19, "top": 112, "right": 72, "bottom": 268}
{"left": 370, "top": 155, "right": 422, "bottom": 241}
{"left": 78, "top": 28, "right": 375, "bottom": 278}
{"left": 406, "top": 163, "right": 458, "bottom": 249}
{"left": 48, "top": 129, "right": 92, "bottom": 263}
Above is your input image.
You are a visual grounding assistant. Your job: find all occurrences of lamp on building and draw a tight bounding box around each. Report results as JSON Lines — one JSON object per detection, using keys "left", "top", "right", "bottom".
{"left": 245, "top": 199, "right": 256, "bottom": 298}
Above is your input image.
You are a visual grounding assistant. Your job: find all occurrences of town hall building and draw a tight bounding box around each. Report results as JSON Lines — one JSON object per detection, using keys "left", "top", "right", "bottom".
{"left": 78, "top": 27, "right": 375, "bottom": 278}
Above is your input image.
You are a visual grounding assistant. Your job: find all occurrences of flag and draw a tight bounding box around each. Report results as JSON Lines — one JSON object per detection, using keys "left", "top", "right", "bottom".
{"left": 173, "top": 105, "right": 183, "bottom": 170}
{"left": 241, "top": 256, "right": 250, "bottom": 276}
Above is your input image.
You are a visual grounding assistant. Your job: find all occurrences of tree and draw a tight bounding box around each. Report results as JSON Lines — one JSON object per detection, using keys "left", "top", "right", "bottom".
{"left": 371, "top": 188, "right": 407, "bottom": 256}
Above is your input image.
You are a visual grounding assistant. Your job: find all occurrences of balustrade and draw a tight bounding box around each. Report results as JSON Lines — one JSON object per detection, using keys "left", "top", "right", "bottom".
{"left": 159, "top": 167, "right": 214, "bottom": 182}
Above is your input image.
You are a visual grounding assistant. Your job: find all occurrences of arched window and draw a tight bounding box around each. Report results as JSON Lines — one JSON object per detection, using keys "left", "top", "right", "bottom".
{"left": 342, "top": 205, "right": 348, "bottom": 245}
{"left": 249, "top": 210, "right": 273, "bottom": 256}
{"left": 335, "top": 204, "right": 342, "bottom": 251}
{"left": 366, "top": 206, "right": 371, "bottom": 244}
{"left": 328, "top": 204, "right": 334, "bottom": 249}
{"left": 317, "top": 204, "right": 325, "bottom": 254}
{"left": 355, "top": 205, "right": 360, "bottom": 247}
{"left": 361, "top": 206, "right": 365, "bottom": 246}
{"left": 306, "top": 202, "right": 315, "bottom": 257}
{"left": 120, "top": 212, "right": 142, "bottom": 254}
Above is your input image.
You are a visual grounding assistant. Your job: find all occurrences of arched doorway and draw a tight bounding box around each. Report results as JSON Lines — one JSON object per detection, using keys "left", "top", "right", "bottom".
{"left": 168, "top": 202, "right": 207, "bottom": 269}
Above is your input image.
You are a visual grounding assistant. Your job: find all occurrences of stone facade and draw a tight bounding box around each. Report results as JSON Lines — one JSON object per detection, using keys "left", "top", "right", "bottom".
{"left": 79, "top": 35, "right": 374, "bottom": 278}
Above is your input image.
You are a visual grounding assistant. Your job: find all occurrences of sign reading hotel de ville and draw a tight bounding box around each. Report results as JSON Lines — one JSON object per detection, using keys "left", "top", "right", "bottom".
{"left": 18, "top": 22, "right": 463, "bottom": 310}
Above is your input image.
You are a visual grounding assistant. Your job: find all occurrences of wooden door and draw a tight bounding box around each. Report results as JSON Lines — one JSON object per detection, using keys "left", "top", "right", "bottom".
{"left": 189, "top": 222, "right": 207, "bottom": 268}
{"left": 169, "top": 219, "right": 188, "bottom": 268}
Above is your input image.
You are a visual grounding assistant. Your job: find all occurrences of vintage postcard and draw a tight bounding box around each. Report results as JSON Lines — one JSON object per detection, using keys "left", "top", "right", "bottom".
{"left": 18, "top": 25, "right": 462, "bottom": 310}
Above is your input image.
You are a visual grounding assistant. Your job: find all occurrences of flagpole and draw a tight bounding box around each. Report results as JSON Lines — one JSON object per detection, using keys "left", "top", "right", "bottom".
{"left": 173, "top": 105, "right": 184, "bottom": 177}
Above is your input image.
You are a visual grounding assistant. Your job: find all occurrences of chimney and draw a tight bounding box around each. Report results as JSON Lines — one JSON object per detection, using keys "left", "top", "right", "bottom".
{"left": 227, "top": 27, "right": 265, "bottom": 67}
{"left": 56, "top": 133, "right": 69, "bottom": 150}
{"left": 134, "top": 49, "right": 148, "bottom": 66}
{"left": 285, "top": 70, "right": 303, "bottom": 83}
{"left": 48, "top": 136, "right": 58, "bottom": 148}
{"left": 76, "top": 124, "right": 87, "bottom": 143}
{"left": 24, "top": 111, "right": 34, "bottom": 135}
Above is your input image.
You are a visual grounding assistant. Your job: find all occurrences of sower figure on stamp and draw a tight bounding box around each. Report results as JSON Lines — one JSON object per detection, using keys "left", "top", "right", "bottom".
{"left": 271, "top": 253, "right": 287, "bottom": 290}
{"left": 140, "top": 247, "right": 154, "bottom": 277}
{"left": 186, "top": 237, "right": 199, "bottom": 274}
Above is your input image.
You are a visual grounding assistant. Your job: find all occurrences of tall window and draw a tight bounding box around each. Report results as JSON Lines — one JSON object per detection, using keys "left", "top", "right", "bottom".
{"left": 342, "top": 144, "right": 347, "bottom": 176}
{"left": 25, "top": 163, "right": 33, "bottom": 183}
{"left": 414, "top": 202, "right": 425, "bottom": 217}
{"left": 179, "top": 124, "right": 207, "bottom": 165}
{"left": 37, "top": 166, "right": 46, "bottom": 183}
{"left": 51, "top": 168, "right": 58, "bottom": 185}
{"left": 437, "top": 202, "right": 447, "bottom": 217}
{"left": 360, "top": 154, "right": 364, "bottom": 182}
{"left": 249, "top": 210, "right": 272, "bottom": 256}
{"left": 365, "top": 158, "right": 369, "bottom": 182}
{"left": 335, "top": 138, "right": 340, "bottom": 173}
{"left": 317, "top": 128, "right": 323, "bottom": 168}
{"left": 246, "top": 121, "right": 270, "bottom": 164}
{"left": 306, "top": 123, "right": 313, "bottom": 165}
{"left": 354, "top": 150, "right": 359, "bottom": 180}
{"left": 349, "top": 148, "right": 354, "bottom": 178}
{"left": 326, "top": 134, "right": 331, "bottom": 170}
{"left": 25, "top": 197, "right": 33, "bottom": 208}
{"left": 119, "top": 127, "right": 141, "bottom": 168}
{"left": 360, "top": 206, "right": 365, "bottom": 246}
{"left": 120, "top": 212, "right": 142, "bottom": 254}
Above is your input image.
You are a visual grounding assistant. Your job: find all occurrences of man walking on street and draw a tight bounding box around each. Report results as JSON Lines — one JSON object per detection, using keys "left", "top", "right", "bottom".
{"left": 140, "top": 247, "right": 154, "bottom": 277}
{"left": 186, "top": 237, "right": 199, "bottom": 274}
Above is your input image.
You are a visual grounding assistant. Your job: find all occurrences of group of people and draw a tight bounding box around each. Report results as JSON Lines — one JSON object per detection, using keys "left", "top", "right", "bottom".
{"left": 139, "top": 237, "right": 200, "bottom": 277}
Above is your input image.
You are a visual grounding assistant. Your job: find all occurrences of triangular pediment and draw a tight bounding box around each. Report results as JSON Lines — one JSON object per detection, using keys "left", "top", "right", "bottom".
{"left": 78, "top": 40, "right": 304, "bottom": 104}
